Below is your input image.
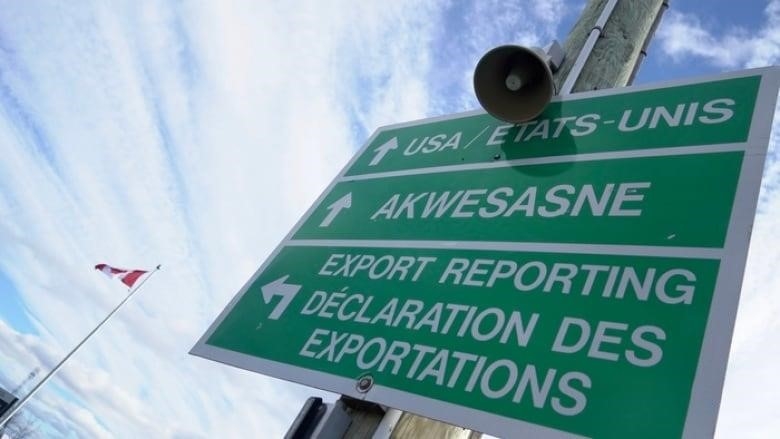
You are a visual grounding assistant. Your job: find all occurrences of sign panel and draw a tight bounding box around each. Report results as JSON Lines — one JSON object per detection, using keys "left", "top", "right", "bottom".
{"left": 192, "top": 68, "right": 780, "bottom": 438}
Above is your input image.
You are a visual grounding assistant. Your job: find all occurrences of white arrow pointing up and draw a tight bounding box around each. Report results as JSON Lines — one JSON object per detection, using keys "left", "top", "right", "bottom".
{"left": 319, "top": 192, "right": 352, "bottom": 227}
{"left": 261, "top": 275, "right": 302, "bottom": 320}
{"left": 368, "top": 137, "right": 399, "bottom": 166}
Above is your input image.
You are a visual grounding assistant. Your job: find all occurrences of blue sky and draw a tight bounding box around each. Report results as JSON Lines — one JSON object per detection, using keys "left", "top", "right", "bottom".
{"left": 0, "top": 1, "right": 778, "bottom": 437}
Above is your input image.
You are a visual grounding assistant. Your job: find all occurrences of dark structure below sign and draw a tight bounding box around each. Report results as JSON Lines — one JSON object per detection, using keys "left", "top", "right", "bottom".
{"left": 0, "top": 387, "right": 18, "bottom": 418}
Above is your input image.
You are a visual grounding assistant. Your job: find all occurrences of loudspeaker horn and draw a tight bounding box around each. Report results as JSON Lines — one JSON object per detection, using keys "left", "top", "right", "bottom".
{"left": 473, "top": 45, "right": 556, "bottom": 123}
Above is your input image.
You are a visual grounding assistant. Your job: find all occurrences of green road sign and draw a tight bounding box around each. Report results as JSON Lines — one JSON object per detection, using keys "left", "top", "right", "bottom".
{"left": 192, "top": 68, "right": 780, "bottom": 438}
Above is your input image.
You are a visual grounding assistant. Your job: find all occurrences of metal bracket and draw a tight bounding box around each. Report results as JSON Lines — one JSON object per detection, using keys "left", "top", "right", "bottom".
{"left": 285, "top": 397, "right": 351, "bottom": 439}
{"left": 543, "top": 40, "right": 565, "bottom": 72}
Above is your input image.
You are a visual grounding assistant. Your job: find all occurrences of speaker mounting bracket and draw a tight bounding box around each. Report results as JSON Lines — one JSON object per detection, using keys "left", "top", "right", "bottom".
{"left": 542, "top": 40, "right": 565, "bottom": 72}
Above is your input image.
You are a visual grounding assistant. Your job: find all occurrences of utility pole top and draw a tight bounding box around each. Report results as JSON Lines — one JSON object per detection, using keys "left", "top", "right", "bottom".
{"left": 553, "top": 0, "right": 668, "bottom": 93}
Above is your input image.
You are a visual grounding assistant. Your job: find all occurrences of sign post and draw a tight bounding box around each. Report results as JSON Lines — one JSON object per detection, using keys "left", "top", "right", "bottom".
{"left": 192, "top": 68, "right": 780, "bottom": 438}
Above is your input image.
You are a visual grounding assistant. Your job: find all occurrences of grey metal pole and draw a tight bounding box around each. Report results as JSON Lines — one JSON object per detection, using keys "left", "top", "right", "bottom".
{"left": 0, "top": 265, "right": 161, "bottom": 428}
{"left": 333, "top": 1, "right": 669, "bottom": 437}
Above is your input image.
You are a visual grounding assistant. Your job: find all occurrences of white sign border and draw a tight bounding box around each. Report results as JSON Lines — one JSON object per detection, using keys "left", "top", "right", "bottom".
{"left": 190, "top": 66, "right": 780, "bottom": 439}
{"left": 682, "top": 66, "right": 780, "bottom": 438}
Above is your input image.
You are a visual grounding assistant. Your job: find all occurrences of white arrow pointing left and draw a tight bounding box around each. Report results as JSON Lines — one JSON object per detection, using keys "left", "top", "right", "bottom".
{"left": 261, "top": 275, "right": 302, "bottom": 320}
{"left": 319, "top": 192, "right": 352, "bottom": 227}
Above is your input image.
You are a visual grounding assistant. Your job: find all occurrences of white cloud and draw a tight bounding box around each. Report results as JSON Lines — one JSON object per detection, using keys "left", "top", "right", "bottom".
{"left": 0, "top": 320, "right": 58, "bottom": 386}
{"left": 0, "top": 0, "right": 489, "bottom": 436}
{"left": 658, "top": 1, "right": 780, "bottom": 68}
{"left": 9, "top": 1, "right": 776, "bottom": 438}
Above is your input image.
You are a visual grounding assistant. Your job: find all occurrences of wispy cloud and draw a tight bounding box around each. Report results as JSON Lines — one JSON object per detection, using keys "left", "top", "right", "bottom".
{"left": 5, "top": 1, "right": 777, "bottom": 437}
{"left": 657, "top": 1, "right": 780, "bottom": 68}
{"left": 1, "top": 0, "right": 535, "bottom": 436}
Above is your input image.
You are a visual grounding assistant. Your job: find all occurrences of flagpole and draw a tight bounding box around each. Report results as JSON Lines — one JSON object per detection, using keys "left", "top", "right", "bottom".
{"left": 0, "top": 265, "right": 162, "bottom": 428}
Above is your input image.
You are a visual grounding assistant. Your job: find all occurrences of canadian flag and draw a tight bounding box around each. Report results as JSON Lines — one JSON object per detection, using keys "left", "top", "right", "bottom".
{"left": 94, "top": 264, "right": 148, "bottom": 288}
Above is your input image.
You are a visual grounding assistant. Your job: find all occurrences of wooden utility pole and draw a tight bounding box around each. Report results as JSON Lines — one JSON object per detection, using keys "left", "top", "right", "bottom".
{"left": 554, "top": 0, "right": 669, "bottom": 93}
{"left": 338, "top": 1, "right": 668, "bottom": 437}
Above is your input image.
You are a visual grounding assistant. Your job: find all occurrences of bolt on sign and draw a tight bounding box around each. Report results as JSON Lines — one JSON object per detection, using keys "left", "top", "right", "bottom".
{"left": 191, "top": 68, "right": 780, "bottom": 438}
